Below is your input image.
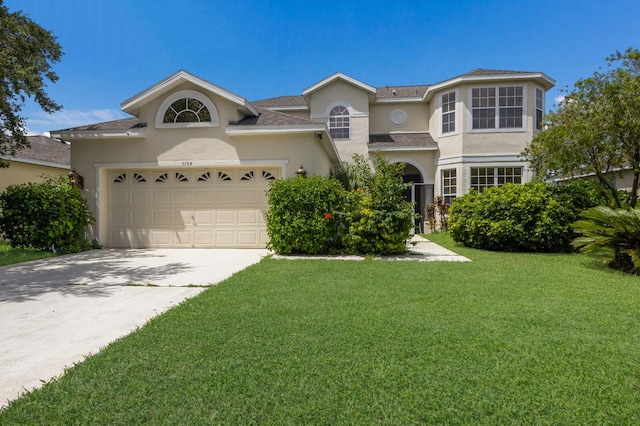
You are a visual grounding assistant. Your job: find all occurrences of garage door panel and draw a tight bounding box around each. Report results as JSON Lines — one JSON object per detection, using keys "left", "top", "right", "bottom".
{"left": 152, "top": 210, "right": 171, "bottom": 226}
{"left": 216, "top": 189, "right": 237, "bottom": 204}
{"left": 131, "top": 190, "right": 149, "bottom": 205}
{"left": 151, "top": 230, "right": 172, "bottom": 246}
{"left": 194, "top": 231, "right": 214, "bottom": 245}
{"left": 193, "top": 210, "right": 214, "bottom": 225}
{"left": 215, "top": 210, "right": 236, "bottom": 225}
{"left": 237, "top": 230, "right": 258, "bottom": 245}
{"left": 215, "top": 230, "right": 235, "bottom": 245}
{"left": 131, "top": 209, "right": 150, "bottom": 226}
{"left": 173, "top": 210, "right": 192, "bottom": 225}
{"left": 238, "top": 210, "right": 259, "bottom": 225}
{"left": 152, "top": 190, "right": 171, "bottom": 204}
{"left": 173, "top": 190, "right": 192, "bottom": 204}
{"left": 110, "top": 190, "right": 129, "bottom": 207}
{"left": 236, "top": 189, "right": 260, "bottom": 204}
{"left": 110, "top": 210, "right": 129, "bottom": 226}
{"left": 194, "top": 190, "right": 213, "bottom": 204}
{"left": 174, "top": 231, "right": 193, "bottom": 246}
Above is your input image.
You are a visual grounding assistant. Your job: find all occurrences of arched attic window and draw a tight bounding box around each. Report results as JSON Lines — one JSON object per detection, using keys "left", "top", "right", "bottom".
{"left": 155, "top": 89, "right": 219, "bottom": 128}
{"left": 329, "top": 105, "right": 350, "bottom": 139}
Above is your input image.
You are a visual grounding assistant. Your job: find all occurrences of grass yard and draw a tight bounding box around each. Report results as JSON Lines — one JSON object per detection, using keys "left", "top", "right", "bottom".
{"left": 1, "top": 234, "right": 639, "bottom": 424}
{"left": 0, "top": 242, "right": 54, "bottom": 266}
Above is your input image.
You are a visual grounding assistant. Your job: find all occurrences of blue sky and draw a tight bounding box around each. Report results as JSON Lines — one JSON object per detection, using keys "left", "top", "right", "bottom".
{"left": 7, "top": 0, "right": 640, "bottom": 135}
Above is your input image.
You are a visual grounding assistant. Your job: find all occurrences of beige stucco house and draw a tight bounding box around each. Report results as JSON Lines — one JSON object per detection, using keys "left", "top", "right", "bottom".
{"left": 0, "top": 135, "right": 71, "bottom": 193}
{"left": 51, "top": 69, "right": 554, "bottom": 248}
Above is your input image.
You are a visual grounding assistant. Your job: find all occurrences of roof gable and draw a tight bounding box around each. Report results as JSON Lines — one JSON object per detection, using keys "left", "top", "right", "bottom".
{"left": 120, "top": 70, "right": 258, "bottom": 117}
{"left": 302, "top": 72, "right": 376, "bottom": 96}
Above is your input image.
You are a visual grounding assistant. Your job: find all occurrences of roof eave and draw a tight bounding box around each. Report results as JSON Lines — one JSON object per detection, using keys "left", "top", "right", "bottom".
{"left": 50, "top": 128, "right": 148, "bottom": 140}
{"left": 423, "top": 72, "right": 556, "bottom": 101}
{"left": 368, "top": 146, "right": 438, "bottom": 152}
{"left": 120, "top": 70, "right": 258, "bottom": 117}
{"left": 302, "top": 72, "right": 376, "bottom": 96}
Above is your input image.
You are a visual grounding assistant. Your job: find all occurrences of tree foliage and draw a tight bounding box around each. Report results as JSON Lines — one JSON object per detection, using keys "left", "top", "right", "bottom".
{"left": 525, "top": 47, "right": 640, "bottom": 208}
{"left": 0, "top": 1, "right": 63, "bottom": 166}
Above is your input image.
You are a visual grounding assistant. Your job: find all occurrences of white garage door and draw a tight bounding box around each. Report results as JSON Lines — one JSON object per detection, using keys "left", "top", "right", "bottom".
{"left": 107, "top": 167, "right": 279, "bottom": 248}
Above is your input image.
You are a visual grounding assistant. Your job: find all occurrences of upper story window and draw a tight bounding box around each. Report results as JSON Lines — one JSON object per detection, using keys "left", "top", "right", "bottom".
{"left": 441, "top": 91, "right": 456, "bottom": 134}
{"left": 471, "top": 86, "right": 524, "bottom": 130}
{"left": 536, "top": 88, "right": 543, "bottom": 130}
{"left": 329, "top": 106, "right": 350, "bottom": 139}
{"left": 155, "top": 89, "right": 219, "bottom": 128}
{"left": 163, "top": 98, "right": 211, "bottom": 123}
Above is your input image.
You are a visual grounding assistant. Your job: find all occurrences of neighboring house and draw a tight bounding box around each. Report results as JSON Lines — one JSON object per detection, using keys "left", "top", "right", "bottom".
{"left": 50, "top": 69, "right": 554, "bottom": 248}
{"left": 0, "top": 135, "right": 71, "bottom": 193}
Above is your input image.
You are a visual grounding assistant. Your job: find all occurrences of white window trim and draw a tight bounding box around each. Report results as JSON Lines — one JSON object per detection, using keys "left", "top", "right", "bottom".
{"left": 535, "top": 87, "right": 544, "bottom": 132}
{"left": 325, "top": 101, "right": 352, "bottom": 140}
{"left": 440, "top": 167, "right": 458, "bottom": 201}
{"left": 155, "top": 89, "right": 219, "bottom": 129}
{"left": 466, "top": 163, "right": 527, "bottom": 191}
{"left": 439, "top": 88, "right": 458, "bottom": 137}
{"left": 467, "top": 84, "right": 528, "bottom": 133}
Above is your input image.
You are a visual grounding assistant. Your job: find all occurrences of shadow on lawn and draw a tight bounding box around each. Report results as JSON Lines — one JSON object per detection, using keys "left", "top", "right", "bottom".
{"left": 0, "top": 249, "right": 193, "bottom": 303}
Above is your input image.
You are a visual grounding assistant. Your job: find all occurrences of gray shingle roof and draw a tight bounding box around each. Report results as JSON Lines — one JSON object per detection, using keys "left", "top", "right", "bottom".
{"left": 53, "top": 117, "right": 143, "bottom": 132}
{"left": 230, "top": 108, "right": 314, "bottom": 126}
{"left": 251, "top": 96, "right": 307, "bottom": 108}
{"left": 368, "top": 133, "right": 437, "bottom": 148}
{"left": 12, "top": 136, "right": 71, "bottom": 165}
{"left": 459, "top": 68, "right": 538, "bottom": 77}
{"left": 376, "top": 85, "right": 429, "bottom": 99}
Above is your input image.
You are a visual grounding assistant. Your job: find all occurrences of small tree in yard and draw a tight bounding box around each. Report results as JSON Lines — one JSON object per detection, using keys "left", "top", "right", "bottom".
{"left": 524, "top": 47, "right": 640, "bottom": 208}
{"left": 0, "top": 176, "right": 94, "bottom": 254}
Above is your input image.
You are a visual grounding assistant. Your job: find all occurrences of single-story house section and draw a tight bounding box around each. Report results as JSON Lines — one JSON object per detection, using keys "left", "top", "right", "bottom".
{"left": 0, "top": 135, "right": 71, "bottom": 193}
{"left": 51, "top": 68, "right": 555, "bottom": 248}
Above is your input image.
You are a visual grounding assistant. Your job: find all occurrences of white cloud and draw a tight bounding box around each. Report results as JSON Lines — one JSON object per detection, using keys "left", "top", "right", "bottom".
{"left": 554, "top": 95, "right": 565, "bottom": 105}
{"left": 25, "top": 109, "right": 129, "bottom": 136}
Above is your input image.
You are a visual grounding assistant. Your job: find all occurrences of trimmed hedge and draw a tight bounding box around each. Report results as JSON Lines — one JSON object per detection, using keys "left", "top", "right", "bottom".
{"left": 0, "top": 176, "right": 95, "bottom": 254}
{"left": 266, "top": 175, "right": 346, "bottom": 254}
{"left": 448, "top": 182, "right": 601, "bottom": 252}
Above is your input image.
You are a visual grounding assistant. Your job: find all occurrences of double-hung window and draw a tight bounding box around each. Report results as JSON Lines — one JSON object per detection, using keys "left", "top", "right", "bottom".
{"left": 441, "top": 91, "right": 456, "bottom": 134}
{"left": 441, "top": 169, "right": 457, "bottom": 203}
{"left": 536, "top": 88, "right": 543, "bottom": 130}
{"left": 471, "top": 86, "right": 524, "bottom": 130}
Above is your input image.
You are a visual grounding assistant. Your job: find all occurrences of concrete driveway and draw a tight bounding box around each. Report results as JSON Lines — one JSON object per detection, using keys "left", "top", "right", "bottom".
{"left": 0, "top": 248, "right": 268, "bottom": 408}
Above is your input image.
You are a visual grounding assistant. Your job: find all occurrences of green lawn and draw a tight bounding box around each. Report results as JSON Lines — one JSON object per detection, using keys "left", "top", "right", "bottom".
{"left": 0, "top": 242, "right": 54, "bottom": 266}
{"left": 1, "top": 234, "right": 639, "bottom": 424}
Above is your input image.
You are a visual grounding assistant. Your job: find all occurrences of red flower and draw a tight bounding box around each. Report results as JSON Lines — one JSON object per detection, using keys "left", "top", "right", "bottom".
{"left": 325, "top": 213, "right": 332, "bottom": 219}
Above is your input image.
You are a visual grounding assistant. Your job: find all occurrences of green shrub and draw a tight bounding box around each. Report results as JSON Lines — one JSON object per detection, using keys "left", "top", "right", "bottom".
{"left": 448, "top": 182, "right": 598, "bottom": 252}
{"left": 0, "top": 176, "right": 95, "bottom": 254}
{"left": 266, "top": 153, "right": 416, "bottom": 256}
{"left": 572, "top": 206, "right": 640, "bottom": 274}
{"left": 341, "top": 153, "right": 416, "bottom": 255}
{"left": 266, "top": 175, "right": 346, "bottom": 254}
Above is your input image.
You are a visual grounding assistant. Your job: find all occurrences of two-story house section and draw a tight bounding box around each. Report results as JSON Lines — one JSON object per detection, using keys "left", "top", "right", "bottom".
{"left": 255, "top": 69, "right": 555, "bottom": 223}
{"left": 52, "top": 68, "right": 553, "bottom": 248}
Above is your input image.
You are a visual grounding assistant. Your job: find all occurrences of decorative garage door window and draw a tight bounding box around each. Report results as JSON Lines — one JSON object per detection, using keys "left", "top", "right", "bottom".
{"left": 113, "top": 170, "right": 278, "bottom": 185}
